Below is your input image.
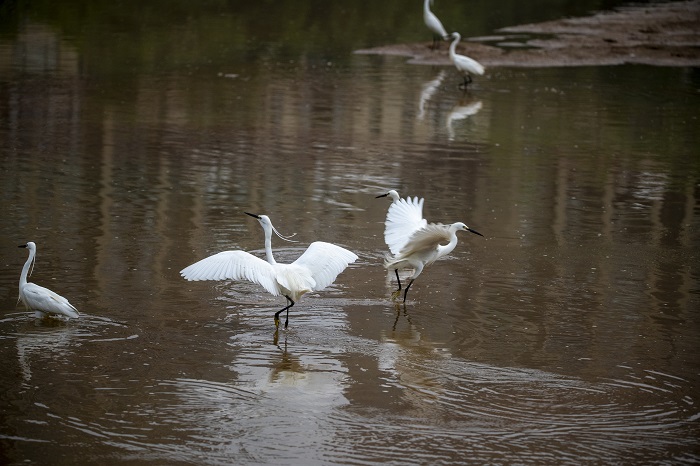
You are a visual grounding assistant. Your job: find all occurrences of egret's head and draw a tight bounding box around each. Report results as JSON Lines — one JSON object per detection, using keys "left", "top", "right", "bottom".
{"left": 18, "top": 242, "right": 36, "bottom": 251}
{"left": 244, "top": 212, "right": 297, "bottom": 242}
{"left": 456, "top": 222, "right": 483, "bottom": 237}
{"left": 376, "top": 190, "right": 400, "bottom": 202}
{"left": 451, "top": 32, "right": 461, "bottom": 41}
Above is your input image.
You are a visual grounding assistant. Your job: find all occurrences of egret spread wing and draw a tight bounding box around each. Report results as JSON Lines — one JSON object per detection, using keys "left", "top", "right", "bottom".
{"left": 384, "top": 196, "right": 427, "bottom": 255}
{"left": 397, "top": 223, "right": 451, "bottom": 258}
{"left": 292, "top": 241, "right": 358, "bottom": 291}
{"left": 180, "top": 251, "right": 280, "bottom": 296}
{"left": 22, "top": 283, "right": 79, "bottom": 318}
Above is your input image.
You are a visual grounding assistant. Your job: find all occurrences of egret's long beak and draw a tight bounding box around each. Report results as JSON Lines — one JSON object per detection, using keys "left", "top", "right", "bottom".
{"left": 18, "top": 244, "right": 27, "bottom": 248}
{"left": 375, "top": 193, "right": 389, "bottom": 199}
{"left": 244, "top": 212, "right": 261, "bottom": 219}
{"left": 467, "top": 227, "right": 484, "bottom": 237}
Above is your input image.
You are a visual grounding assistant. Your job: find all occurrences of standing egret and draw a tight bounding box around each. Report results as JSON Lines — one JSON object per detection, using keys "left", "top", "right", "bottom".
{"left": 449, "top": 32, "right": 485, "bottom": 88}
{"left": 180, "top": 212, "right": 358, "bottom": 329}
{"left": 18, "top": 242, "right": 80, "bottom": 319}
{"left": 424, "top": 0, "right": 450, "bottom": 50}
{"left": 380, "top": 196, "right": 483, "bottom": 302}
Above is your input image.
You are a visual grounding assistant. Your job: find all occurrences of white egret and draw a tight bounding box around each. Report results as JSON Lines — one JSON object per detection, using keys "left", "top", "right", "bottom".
{"left": 18, "top": 242, "right": 80, "bottom": 319}
{"left": 449, "top": 32, "right": 485, "bottom": 88}
{"left": 377, "top": 191, "right": 428, "bottom": 255}
{"left": 375, "top": 190, "right": 401, "bottom": 203}
{"left": 180, "top": 212, "right": 358, "bottom": 329}
{"left": 424, "top": 0, "right": 450, "bottom": 50}
{"left": 380, "top": 196, "right": 483, "bottom": 302}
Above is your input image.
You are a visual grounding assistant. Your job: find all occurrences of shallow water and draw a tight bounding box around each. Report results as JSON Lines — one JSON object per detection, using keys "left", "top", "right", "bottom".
{"left": 1, "top": 1, "right": 699, "bottom": 464}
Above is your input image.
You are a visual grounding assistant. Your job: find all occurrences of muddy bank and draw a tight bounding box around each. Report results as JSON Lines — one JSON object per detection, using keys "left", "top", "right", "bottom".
{"left": 354, "top": 0, "right": 700, "bottom": 67}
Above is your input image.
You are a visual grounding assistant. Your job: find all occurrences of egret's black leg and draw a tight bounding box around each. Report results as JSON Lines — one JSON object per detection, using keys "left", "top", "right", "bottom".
{"left": 274, "top": 296, "right": 294, "bottom": 329}
{"left": 403, "top": 280, "right": 414, "bottom": 303}
{"left": 391, "top": 269, "right": 403, "bottom": 300}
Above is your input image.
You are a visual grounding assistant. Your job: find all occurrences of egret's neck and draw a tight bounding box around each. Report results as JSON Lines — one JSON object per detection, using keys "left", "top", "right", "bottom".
{"left": 423, "top": 0, "right": 430, "bottom": 14}
{"left": 19, "top": 251, "right": 33, "bottom": 287}
{"left": 436, "top": 231, "right": 459, "bottom": 260}
{"left": 449, "top": 35, "right": 459, "bottom": 59}
{"left": 262, "top": 225, "right": 277, "bottom": 264}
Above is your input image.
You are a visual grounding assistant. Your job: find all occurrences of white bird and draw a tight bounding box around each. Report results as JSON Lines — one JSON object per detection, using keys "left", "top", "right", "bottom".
{"left": 18, "top": 242, "right": 80, "bottom": 319}
{"left": 180, "top": 212, "right": 358, "bottom": 329}
{"left": 449, "top": 32, "right": 485, "bottom": 88}
{"left": 424, "top": 0, "right": 450, "bottom": 50}
{"left": 377, "top": 191, "right": 427, "bottom": 255}
{"left": 380, "top": 195, "right": 483, "bottom": 302}
{"left": 375, "top": 189, "right": 401, "bottom": 204}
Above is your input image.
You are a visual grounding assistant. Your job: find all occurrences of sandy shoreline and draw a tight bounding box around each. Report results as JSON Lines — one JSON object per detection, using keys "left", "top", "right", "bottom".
{"left": 354, "top": 0, "right": 700, "bottom": 67}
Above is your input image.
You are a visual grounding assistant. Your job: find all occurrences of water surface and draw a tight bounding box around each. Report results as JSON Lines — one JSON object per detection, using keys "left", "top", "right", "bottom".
{"left": 1, "top": 1, "right": 699, "bottom": 464}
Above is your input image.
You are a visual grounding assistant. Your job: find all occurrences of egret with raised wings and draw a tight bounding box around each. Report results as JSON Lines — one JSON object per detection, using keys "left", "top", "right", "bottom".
{"left": 18, "top": 242, "right": 80, "bottom": 319}
{"left": 424, "top": 0, "right": 450, "bottom": 50}
{"left": 380, "top": 195, "right": 483, "bottom": 302}
{"left": 449, "top": 32, "right": 485, "bottom": 88}
{"left": 180, "top": 212, "right": 358, "bottom": 329}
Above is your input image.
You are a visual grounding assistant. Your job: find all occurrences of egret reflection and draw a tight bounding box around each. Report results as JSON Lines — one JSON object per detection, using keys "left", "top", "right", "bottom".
{"left": 446, "top": 99, "right": 483, "bottom": 140}
{"left": 418, "top": 70, "right": 447, "bottom": 120}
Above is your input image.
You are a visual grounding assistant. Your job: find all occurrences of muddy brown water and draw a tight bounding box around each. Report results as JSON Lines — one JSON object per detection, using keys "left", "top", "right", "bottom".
{"left": 1, "top": 2, "right": 699, "bottom": 464}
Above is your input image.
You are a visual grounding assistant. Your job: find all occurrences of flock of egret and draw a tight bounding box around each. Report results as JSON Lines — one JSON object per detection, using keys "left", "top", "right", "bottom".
{"left": 424, "top": 0, "right": 485, "bottom": 88}
{"left": 14, "top": 3, "right": 485, "bottom": 327}
{"left": 16, "top": 192, "right": 482, "bottom": 328}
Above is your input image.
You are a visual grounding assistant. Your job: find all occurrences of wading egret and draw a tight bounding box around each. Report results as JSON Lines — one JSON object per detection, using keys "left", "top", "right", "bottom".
{"left": 18, "top": 242, "right": 80, "bottom": 319}
{"left": 180, "top": 212, "right": 358, "bottom": 329}
{"left": 424, "top": 0, "right": 450, "bottom": 49}
{"left": 449, "top": 32, "right": 485, "bottom": 88}
{"left": 380, "top": 196, "right": 483, "bottom": 302}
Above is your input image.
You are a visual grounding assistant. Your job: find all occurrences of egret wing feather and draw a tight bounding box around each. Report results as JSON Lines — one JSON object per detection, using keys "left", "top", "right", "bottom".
{"left": 21, "top": 283, "right": 80, "bottom": 318}
{"left": 455, "top": 55, "right": 485, "bottom": 76}
{"left": 384, "top": 196, "right": 427, "bottom": 255}
{"left": 180, "top": 251, "right": 280, "bottom": 297}
{"left": 292, "top": 241, "right": 358, "bottom": 291}
{"left": 396, "top": 223, "right": 451, "bottom": 259}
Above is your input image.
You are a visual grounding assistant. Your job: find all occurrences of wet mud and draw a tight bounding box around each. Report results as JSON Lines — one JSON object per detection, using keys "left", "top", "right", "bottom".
{"left": 355, "top": 0, "right": 700, "bottom": 67}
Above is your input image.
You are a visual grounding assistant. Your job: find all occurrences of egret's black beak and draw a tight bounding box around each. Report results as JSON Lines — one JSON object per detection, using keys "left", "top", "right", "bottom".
{"left": 468, "top": 227, "right": 484, "bottom": 237}
{"left": 244, "top": 212, "right": 261, "bottom": 219}
{"left": 375, "top": 193, "right": 389, "bottom": 199}
{"left": 18, "top": 244, "right": 27, "bottom": 248}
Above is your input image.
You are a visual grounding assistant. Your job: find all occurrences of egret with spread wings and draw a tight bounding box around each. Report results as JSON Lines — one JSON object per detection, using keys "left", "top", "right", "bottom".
{"left": 379, "top": 194, "right": 483, "bottom": 302}
{"left": 180, "top": 212, "right": 358, "bottom": 329}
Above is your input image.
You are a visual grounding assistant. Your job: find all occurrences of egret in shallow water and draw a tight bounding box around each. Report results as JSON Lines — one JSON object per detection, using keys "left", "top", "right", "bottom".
{"left": 380, "top": 195, "right": 483, "bottom": 302}
{"left": 424, "top": 0, "right": 450, "bottom": 49}
{"left": 449, "top": 32, "right": 485, "bottom": 88}
{"left": 18, "top": 242, "right": 80, "bottom": 319}
{"left": 180, "top": 212, "right": 358, "bottom": 329}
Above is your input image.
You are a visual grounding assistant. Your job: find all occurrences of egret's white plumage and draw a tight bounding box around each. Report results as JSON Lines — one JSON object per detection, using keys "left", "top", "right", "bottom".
{"left": 449, "top": 32, "right": 485, "bottom": 88}
{"left": 424, "top": 0, "right": 449, "bottom": 49}
{"left": 377, "top": 192, "right": 428, "bottom": 256}
{"left": 180, "top": 212, "right": 358, "bottom": 328}
{"left": 379, "top": 195, "right": 483, "bottom": 302}
{"left": 18, "top": 242, "right": 80, "bottom": 319}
